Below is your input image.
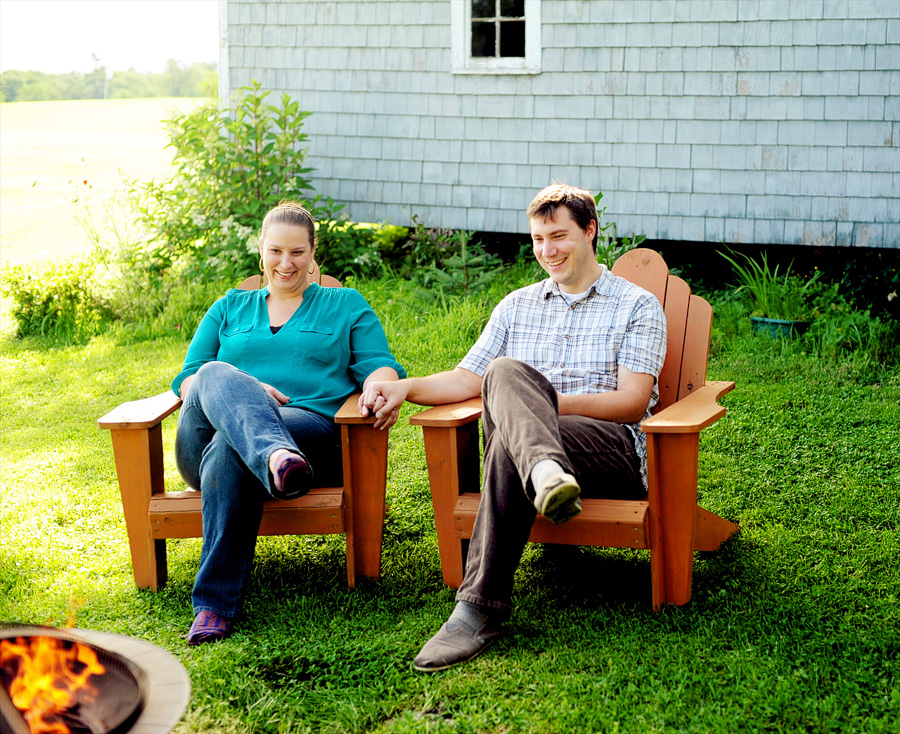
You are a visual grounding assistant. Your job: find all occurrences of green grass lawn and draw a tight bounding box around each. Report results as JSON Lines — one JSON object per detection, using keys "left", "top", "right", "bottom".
{"left": 1, "top": 277, "right": 898, "bottom": 733}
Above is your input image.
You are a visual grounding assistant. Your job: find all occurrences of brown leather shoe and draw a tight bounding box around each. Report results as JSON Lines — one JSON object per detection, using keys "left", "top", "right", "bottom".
{"left": 413, "top": 619, "right": 502, "bottom": 672}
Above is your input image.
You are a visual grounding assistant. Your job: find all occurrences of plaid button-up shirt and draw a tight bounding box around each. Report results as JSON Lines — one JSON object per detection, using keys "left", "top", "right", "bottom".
{"left": 458, "top": 266, "right": 667, "bottom": 486}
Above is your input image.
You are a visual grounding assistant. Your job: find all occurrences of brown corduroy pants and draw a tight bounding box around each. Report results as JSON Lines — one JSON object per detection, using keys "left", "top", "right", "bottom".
{"left": 456, "top": 357, "right": 645, "bottom": 615}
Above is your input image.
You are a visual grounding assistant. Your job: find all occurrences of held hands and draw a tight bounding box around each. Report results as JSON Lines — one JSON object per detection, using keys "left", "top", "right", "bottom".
{"left": 358, "top": 380, "right": 410, "bottom": 431}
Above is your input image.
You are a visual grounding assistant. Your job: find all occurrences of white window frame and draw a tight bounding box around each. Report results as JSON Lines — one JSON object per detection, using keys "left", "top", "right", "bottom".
{"left": 451, "top": 0, "right": 541, "bottom": 75}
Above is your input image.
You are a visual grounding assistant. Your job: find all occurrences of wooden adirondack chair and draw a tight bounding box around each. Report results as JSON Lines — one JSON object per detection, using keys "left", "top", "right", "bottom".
{"left": 97, "top": 261, "right": 389, "bottom": 591}
{"left": 409, "top": 248, "right": 738, "bottom": 610}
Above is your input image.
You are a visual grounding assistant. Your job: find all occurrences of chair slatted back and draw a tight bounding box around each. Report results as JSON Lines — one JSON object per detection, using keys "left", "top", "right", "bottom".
{"left": 612, "top": 249, "right": 712, "bottom": 413}
{"left": 236, "top": 258, "right": 342, "bottom": 291}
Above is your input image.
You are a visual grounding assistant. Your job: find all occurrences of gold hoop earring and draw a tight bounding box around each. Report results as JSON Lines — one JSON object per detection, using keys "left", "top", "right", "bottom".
{"left": 258, "top": 256, "right": 264, "bottom": 272}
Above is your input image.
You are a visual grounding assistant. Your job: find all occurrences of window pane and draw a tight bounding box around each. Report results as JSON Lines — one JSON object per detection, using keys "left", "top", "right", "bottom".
{"left": 499, "top": 20, "right": 525, "bottom": 57}
{"left": 500, "top": 0, "right": 524, "bottom": 17}
{"left": 472, "top": 0, "right": 494, "bottom": 19}
{"left": 471, "top": 22, "right": 496, "bottom": 57}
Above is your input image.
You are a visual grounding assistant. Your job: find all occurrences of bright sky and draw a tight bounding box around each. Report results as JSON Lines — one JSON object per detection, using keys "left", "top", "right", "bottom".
{"left": 0, "top": 0, "right": 220, "bottom": 74}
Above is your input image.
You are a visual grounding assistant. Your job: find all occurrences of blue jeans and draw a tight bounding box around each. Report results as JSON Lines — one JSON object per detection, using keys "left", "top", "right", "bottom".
{"left": 174, "top": 361, "right": 341, "bottom": 619}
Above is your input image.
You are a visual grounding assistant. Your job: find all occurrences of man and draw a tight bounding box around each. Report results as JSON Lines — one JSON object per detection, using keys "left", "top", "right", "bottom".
{"left": 362, "top": 183, "right": 667, "bottom": 671}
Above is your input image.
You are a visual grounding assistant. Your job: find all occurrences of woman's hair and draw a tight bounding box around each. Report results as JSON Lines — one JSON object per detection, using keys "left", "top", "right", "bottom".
{"left": 526, "top": 183, "right": 599, "bottom": 251}
{"left": 260, "top": 200, "right": 316, "bottom": 249}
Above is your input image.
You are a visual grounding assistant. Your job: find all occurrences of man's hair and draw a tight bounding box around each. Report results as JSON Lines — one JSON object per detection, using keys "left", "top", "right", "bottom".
{"left": 526, "top": 184, "right": 599, "bottom": 251}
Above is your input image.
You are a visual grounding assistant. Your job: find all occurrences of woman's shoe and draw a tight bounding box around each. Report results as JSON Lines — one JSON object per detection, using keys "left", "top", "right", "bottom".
{"left": 187, "top": 610, "right": 233, "bottom": 645}
{"left": 270, "top": 451, "right": 314, "bottom": 500}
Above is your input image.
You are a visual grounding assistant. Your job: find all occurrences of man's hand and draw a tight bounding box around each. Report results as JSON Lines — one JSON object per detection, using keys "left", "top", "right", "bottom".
{"left": 359, "top": 380, "right": 410, "bottom": 430}
{"left": 359, "top": 368, "right": 483, "bottom": 430}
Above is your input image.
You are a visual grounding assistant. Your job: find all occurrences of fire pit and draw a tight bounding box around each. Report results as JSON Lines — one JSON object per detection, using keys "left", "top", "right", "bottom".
{"left": 1, "top": 626, "right": 189, "bottom": 734}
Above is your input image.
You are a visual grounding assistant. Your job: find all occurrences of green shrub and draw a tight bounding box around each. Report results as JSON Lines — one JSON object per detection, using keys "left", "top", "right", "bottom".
{"left": 706, "top": 279, "right": 899, "bottom": 378}
{"left": 817, "top": 248, "right": 900, "bottom": 321}
{"left": 719, "top": 248, "right": 823, "bottom": 320}
{"left": 417, "top": 229, "right": 502, "bottom": 297}
{"left": 404, "top": 215, "right": 459, "bottom": 273}
{"left": 130, "top": 80, "right": 325, "bottom": 283}
{"left": 315, "top": 219, "right": 409, "bottom": 280}
{"left": 0, "top": 259, "right": 112, "bottom": 343}
{"left": 594, "top": 190, "right": 645, "bottom": 267}
{"left": 804, "top": 286, "right": 900, "bottom": 374}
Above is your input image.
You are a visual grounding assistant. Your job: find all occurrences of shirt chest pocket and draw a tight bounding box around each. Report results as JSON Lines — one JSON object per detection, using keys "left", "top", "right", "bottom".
{"left": 293, "top": 323, "right": 344, "bottom": 366}
{"left": 571, "top": 327, "right": 621, "bottom": 368}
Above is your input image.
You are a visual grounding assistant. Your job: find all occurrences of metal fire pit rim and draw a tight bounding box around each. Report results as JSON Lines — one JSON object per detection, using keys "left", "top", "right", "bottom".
{"left": 1, "top": 624, "right": 190, "bottom": 734}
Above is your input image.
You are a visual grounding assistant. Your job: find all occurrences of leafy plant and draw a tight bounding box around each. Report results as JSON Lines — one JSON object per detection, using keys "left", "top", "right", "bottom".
{"left": 804, "top": 284, "right": 900, "bottom": 374}
{"left": 130, "top": 80, "right": 325, "bottom": 282}
{"left": 593, "top": 191, "right": 645, "bottom": 267}
{"left": 406, "top": 215, "right": 458, "bottom": 272}
{"left": 315, "top": 217, "right": 409, "bottom": 280}
{"left": 720, "top": 248, "right": 822, "bottom": 321}
{"left": 0, "top": 258, "right": 112, "bottom": 343}
{"left": 419, "top": 229, "right": 502, "bottom": 297}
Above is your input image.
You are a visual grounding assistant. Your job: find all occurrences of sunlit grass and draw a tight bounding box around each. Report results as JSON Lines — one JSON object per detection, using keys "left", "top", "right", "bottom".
{"left": 1, "top": 276, "right": 898, "bottom": 733}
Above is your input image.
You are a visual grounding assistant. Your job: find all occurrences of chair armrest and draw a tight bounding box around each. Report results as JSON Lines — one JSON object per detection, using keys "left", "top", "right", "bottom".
{"left": 642, "top": 380, "right": 735, "bottom": 434}
{"left": 408, "top": 397, "right": 484, "bottom": 427}
{"left": 334, "top": 393, "right": 378, "bottom": 425}
{"left": 98, "top": 391, "right": 182, "bottom": 430}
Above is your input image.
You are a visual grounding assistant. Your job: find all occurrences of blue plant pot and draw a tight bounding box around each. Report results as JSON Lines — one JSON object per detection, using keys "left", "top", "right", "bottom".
{"left": 750, "top": 316, "right": 810, "bottom": 338}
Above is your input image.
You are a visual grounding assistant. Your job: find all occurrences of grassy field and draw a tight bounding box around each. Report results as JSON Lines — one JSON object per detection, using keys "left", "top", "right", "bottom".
{"left": 0, "top": 97, "right": 205, "bottom": 268}
{"left": 1, "top": 274, "right": 898, "bottom": 733}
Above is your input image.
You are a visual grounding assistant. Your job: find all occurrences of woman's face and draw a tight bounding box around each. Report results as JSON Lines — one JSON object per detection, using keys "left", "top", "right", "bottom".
{"left": 260, "top": 222, "right": 314, "bottom": 297}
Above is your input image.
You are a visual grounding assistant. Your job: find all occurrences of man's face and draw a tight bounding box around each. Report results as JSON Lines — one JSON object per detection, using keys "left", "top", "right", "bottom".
{"left": 530, "top": 206, "right": 598, "bottom": 293}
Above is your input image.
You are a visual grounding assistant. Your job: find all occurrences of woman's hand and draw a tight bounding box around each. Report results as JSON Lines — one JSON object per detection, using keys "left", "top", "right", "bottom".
{"left": 260, "top": 382, "right": 290, "bottom": 405}
{"left": 360, "top": 372, "right": 408, "bottom": 430}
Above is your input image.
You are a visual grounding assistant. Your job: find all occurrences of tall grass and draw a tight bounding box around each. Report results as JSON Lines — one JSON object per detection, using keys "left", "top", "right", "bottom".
{"left": 1, "top": 268, "right": 898, "bottom": 733}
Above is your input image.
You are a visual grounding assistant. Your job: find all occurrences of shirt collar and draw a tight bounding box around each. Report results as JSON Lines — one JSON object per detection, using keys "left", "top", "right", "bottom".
{"left": 540, "top": 264, "right": 612, "bottom": 300}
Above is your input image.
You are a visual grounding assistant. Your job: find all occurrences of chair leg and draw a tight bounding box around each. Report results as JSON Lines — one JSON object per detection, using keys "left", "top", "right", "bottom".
{"left": 421, "top": 422, "right": 480, "bottom": 588}
{"left": 342, "top": 423, "right": 389, "bottom": 586}
{"left": 648, "top": 433, "right": 700, "bottom": 610}
{"left": 109, "top": 426, "right": 168, "bottom": 590}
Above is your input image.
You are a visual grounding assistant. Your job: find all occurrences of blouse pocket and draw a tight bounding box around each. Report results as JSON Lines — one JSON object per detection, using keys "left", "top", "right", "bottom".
{"left": 217, "top": 323, "right": 255, "bottom": 363}
{"left": 293, "top": 323, "right": 344, "bottom": 366}
{"left": 222, "top": 324, "right": 254, "bottom": 338}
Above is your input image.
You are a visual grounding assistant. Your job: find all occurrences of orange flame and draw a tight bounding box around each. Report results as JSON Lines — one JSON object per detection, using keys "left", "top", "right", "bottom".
{"left": 0, "top": 636, "right": 106, "bottom": 734}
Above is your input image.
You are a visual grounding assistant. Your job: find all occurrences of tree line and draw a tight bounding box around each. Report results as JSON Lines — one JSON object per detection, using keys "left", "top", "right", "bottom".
{"left": 0, "top": 60, "right": 216, "bottom": 102}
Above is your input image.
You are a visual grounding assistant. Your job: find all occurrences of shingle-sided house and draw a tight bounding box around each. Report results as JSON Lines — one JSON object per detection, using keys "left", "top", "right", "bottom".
{"left": 219, "top": 0, "right": 899, "bottom": 248}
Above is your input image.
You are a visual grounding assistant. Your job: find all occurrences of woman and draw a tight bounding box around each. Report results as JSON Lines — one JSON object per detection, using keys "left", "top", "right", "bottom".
{"left": 171, "top": 201, "right": 405, "bottom": 645}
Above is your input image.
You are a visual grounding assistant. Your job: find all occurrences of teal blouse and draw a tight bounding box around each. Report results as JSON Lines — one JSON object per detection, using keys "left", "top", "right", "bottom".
{"left": 171, "top": 284, "right": 406, "bottom": 418}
